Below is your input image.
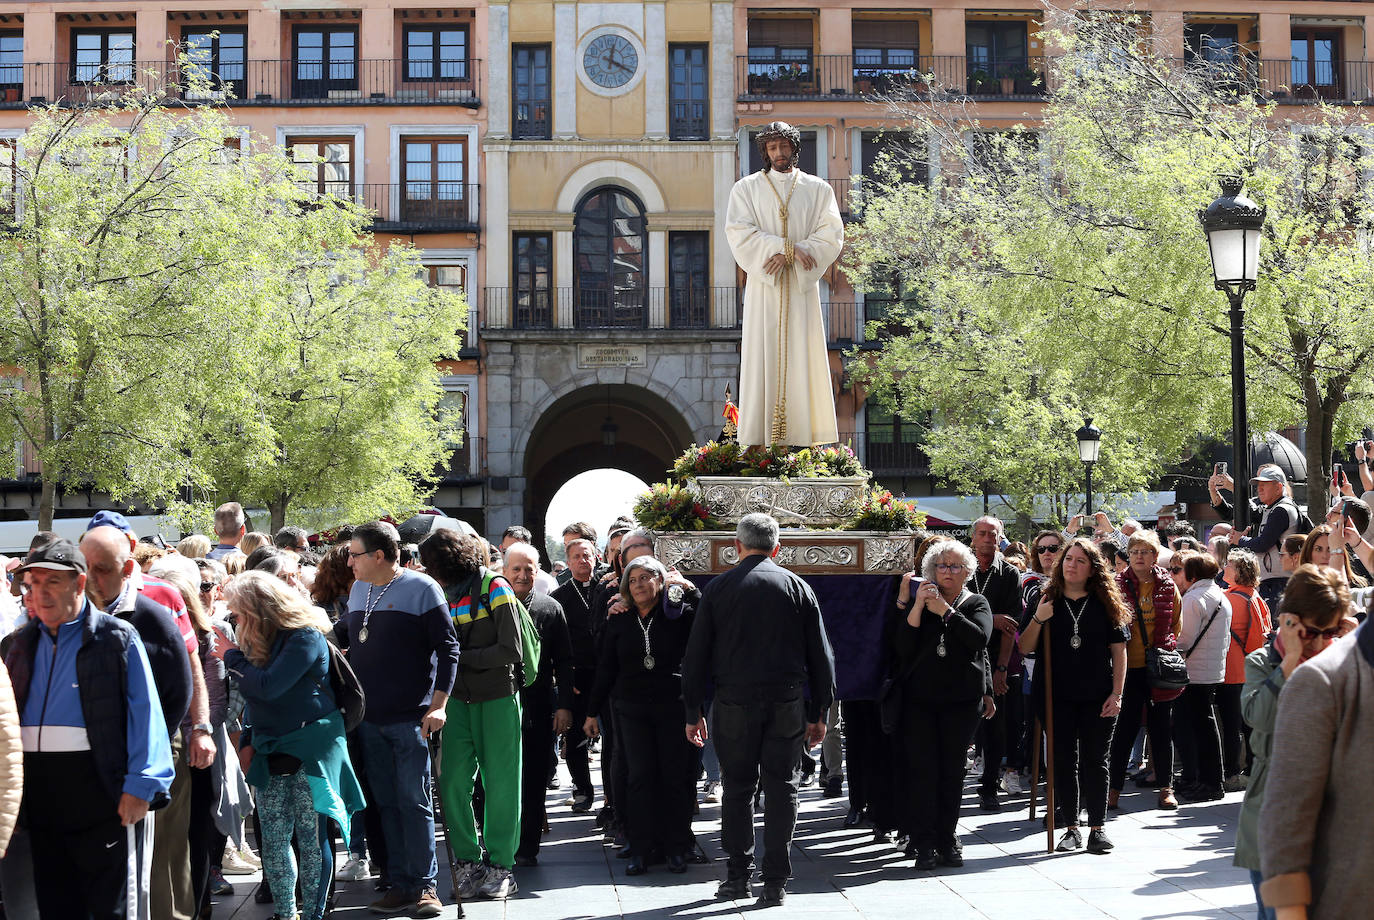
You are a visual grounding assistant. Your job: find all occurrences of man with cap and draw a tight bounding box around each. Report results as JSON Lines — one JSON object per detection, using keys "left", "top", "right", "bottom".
{"left": 82, "top": 523, "right": 207, "bottom": 920}
{"left": 3, "top": 539, "right": 175, "bottom": 918}
{"left": 1227, "top": 465, "right": 1302, "bottom": 612}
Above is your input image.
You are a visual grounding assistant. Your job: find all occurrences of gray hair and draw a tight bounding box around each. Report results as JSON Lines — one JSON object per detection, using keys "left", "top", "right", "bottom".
{"left": 619, "top": 527, "right": 656, "bottom": 556}
{"left": 213, "top": 502, "right": 245, "bottom": 539}
{"left": 620, "top": 555, "right": 668, "bottom": 609}
{"left": 970, "top": 515, "right": 1003, "bottom": 537}
{"left": 920, "top": 539, "right": 978, "bottom": 585}
{"left": 1227, "top": 547, "right": 1259, "bottom": 587}
{"left": 503, "top": 541, "right": 541, "bottom": 569}
{"left": 737, "top": 513, "right": 780, "bottom": 551}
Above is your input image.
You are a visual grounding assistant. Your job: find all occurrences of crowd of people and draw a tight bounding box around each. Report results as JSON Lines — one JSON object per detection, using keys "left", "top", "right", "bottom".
{"left": 0, "top": 460, "right": 1366, "bottom": 920}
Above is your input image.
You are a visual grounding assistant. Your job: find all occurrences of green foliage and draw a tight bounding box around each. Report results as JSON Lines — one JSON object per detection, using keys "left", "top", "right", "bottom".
{"left": 0, "top": 74, "right": 465, "bottom": 529}
{"left": 844, "top": 486, "right": 927, "bottom": 532}
{"left": 668, "top": 441, "right": 868, "bottom": 482}
{"left": 845, "top": 7, "right": 1374, "bottom": 515}
{"left": 632, "top": 483, "right": 719, "bottom": 531}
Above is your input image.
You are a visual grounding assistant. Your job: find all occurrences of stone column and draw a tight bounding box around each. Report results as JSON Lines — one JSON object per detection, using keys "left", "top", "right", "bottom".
{"left": 644, "top": 0, "right": 667, "bottom": 139}
{"left": 710, "top": 0, "right": 734, "bottom": 139}
{"left": 487, "top": 2, "right": 511, "bottom": 136}
{"left": 553, "top": 1, "right": 578, "bottom": 138}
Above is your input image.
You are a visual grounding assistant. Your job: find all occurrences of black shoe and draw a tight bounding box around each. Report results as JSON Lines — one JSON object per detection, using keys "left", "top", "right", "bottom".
{"left": 1086, "top": 828, "right": 1115, "bottom": 854}
{"left": 717, "top": 877, "right": 753, "bottom": 900}
{"left": 873, "top": 828, "right": 893, "bottom": 843}
{"left": 822, "top": 778, "right": 843, "bottom": 798}
{"left": 979, "top": 791, "right": 1001, "bottom": 812}
{"left": 902, "top": 841, "right": 916, "bottom": 858}
{"left": 1056, "top": 827, "right": 1083, "bottom": 852}
{"left": 615, "top": 844, "right": 633, "bottom": 859}
{"left": 1178, "top": 784, "right": 1224, "bottom": 804}
{"left": 844, "top": 806, "right": 865, "bottom": 828}
{"left": 571, "top": 794, "right": 594, "bottom": 813}
{"left": 254, "top": 881, "right": 273, "bottom": 904}
{"left": 914, "top": 849, "right": 937, "bottom": 870}
{"left": 626, "top": 855, "right": 647, "bottom": 876}
{"left": 760, "top": 883, "right": 787, "bottom": 904}
{"left": 547, "top": 776, "right": 560, "bottom": 790}
{"left": 667, "top": 852, "right": 687, "bottom": 874}
{"left": 687, "top": 841, "right": 710, "bottom": 864}
{"left": 938, "top": 844, "right": 964, "bottom": 868}
{"left": 514, "top": 855, "right": 538, "bottom": 867}
{"left": 594, "top": 806, "right": 613, "bottom": 829}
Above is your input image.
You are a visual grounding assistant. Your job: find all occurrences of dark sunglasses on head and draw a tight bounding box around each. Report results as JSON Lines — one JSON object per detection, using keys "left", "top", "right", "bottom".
{"left": 1036, "top": 544, "right": 1062, "bottom": 554}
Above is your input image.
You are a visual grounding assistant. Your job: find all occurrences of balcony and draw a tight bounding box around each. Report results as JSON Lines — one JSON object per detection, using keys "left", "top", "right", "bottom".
{"left": 439, "top": 435, "right": 486, "bottom": 482}
{"left": 0, "top": 59, "right": 483, "bottom": 109}
{"left": 838, "top": 430, "right": 931, "bottom": 476}
{"left": 824, "top": 300, "right": 909, "bottom": 348}
{"left": 737, "top": 54, "right": 1050, "bottom": 101}
{"left": 484, "top": 287, "right": 741, "bottom": 332}
{"left": 358, "top": 183, "right": 480, "bottom": 233}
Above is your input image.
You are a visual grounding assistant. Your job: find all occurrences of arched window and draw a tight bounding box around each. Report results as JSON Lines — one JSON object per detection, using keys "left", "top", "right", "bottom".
{"left": 574, "top": 187, "right": 646, "bottom": 327}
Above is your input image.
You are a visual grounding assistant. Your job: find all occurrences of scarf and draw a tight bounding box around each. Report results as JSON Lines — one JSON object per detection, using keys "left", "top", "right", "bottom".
{"left": 1118, "top": 564, "right": 1182, "bottom": 702}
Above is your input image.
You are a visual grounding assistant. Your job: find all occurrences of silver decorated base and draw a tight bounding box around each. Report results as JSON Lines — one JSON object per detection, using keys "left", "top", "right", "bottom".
{"left": 656, "top": 530, "right": 917, "bottom": 576}
{"left": 689, "top": 475, "right": 869, "bottom": 528}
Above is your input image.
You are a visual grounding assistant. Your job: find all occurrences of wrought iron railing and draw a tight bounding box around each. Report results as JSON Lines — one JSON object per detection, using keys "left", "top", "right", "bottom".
{"left": 356, "top": 183, "right": 480, "bottom": 232}
{"left": 483, "top": 287, "right": 741, "bottom": 331}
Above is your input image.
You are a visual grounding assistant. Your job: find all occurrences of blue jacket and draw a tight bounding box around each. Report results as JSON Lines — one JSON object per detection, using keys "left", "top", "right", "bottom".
{"left": 224, "top": 627, "right": 334, "bottom": 740}
{"left": 6, "top": 602, "right": 174, "bottom": 806}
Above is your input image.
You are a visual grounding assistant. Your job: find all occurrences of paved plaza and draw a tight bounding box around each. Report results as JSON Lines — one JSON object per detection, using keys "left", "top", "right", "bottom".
{"left": 218, "top": 750, "right": 1256, "bottom": 920}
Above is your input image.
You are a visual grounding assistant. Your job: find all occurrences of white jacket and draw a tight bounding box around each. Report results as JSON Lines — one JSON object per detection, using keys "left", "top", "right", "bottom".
{"left": 1178, "top": 580, "right": 1231, "bottom": 685}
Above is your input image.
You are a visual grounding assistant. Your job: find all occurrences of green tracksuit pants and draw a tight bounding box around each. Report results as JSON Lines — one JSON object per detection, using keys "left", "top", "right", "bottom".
{"left": 439, "top": 693, "right": 523, "bottom": 869}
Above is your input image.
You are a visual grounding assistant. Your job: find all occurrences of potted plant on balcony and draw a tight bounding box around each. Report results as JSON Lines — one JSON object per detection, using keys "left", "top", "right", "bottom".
{"left": 1011, "top": 63, "right": 1042, "bottom": 95}
{"left": 967, "top": 68, "right": 995, "bottom": 95}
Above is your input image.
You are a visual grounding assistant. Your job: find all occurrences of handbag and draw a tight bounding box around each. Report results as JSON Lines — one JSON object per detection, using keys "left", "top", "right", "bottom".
{"left": 1135, "top": 604, "right": 1189, "bottom": 691}
{"left": 315, "top": 640, "right": 366, "bottom": 732}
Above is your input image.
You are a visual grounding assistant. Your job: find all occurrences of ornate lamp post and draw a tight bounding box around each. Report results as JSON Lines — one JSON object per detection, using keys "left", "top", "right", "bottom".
{"left": 1200, "top": 176, "right": 1266, "bottom": 532}
{"left": 1076, "top": 418, "right": 1102, "bottom": 518}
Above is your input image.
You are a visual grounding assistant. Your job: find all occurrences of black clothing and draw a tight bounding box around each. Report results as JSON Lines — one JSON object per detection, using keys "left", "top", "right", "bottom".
{"left": 588, "top": 604, "right": 696, "bottom": 716}
{"left": 1175, "top": 682, "right": 1224, "bottom": 789}
{"left": 841, "top": 700, "right": 899, "bottom": 830}
{"left": 682, "top": 555, "right": 836, "bottom": 724}
{"left": 118, "top": 594, "right": 194, "bottom": 738}
{"left": 521, "top": 592, "right": 574, "bottom": 711}
{"left": 1052, "top": 700, "right": 1116, "bottom": 827}
{"left": 1108, "top": 668, "right": 1175, "bottom": 791}
{"left": 1020, "top": 591, "right": 1130, "bottom": 706}
{"left": 901, "top": 698, "right": 981, "bottom": 850}
{"left": 518, "top": 691, "right": 553, "bottom": 860}
{"left": 890, "top": 590, "right": 994, "bottom": 703}
{"left": 712, "top": 691, "right": 807, "bottom": 883}
{"left": 551, "top": 579, "right": 601, "bottom": 670}
{"left": 617, "top": 698, "right": 697, "bottom": 859}
{"left": 973, "top": 554, "right": 1022, "bottom": 794}
{"left": 562, "top": 667, "right": 595, "bottom": 800}
{"left": 1216, "top": 682, "right": 1246, "bottom": 778}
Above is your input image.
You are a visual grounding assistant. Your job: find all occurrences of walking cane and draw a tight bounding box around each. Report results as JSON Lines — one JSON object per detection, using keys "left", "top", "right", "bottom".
{"left": 1042, "top": 615, "right": 1057, "bottom": 855}
{"left": 428, "top": 732, "right": 466, "bottom": 918}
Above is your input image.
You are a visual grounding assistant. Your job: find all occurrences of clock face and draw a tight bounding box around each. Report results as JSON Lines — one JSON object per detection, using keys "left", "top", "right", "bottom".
{"left": 583, "top": 34, "right": 638, "bottom": 89}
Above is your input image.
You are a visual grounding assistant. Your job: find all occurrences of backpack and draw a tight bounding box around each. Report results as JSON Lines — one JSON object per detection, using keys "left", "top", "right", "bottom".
{"left": 479, "top": 571, "right": 542, "bottom": 689}
{"left": 1294, "top": 504, "right": 1316, "bottom": 535}
{"left": 322, "top": 640, "right": 366, "bottom": 732}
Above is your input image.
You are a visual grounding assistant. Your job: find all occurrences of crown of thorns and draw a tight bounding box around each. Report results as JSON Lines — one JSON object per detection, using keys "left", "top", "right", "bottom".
{"left": 756, "top": 122, "right": 802, "bottom": 171}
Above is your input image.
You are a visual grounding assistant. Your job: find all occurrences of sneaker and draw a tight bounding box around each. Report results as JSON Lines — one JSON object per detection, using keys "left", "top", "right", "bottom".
{"left": 456, "top": 862, "right": 489, "bottom": 901}
{"left": 703, "top": 781, "right": 720, "bottom": 804}
{"left": 571, "top": 793, "right": 594, "bottom": 813}
{"left": 337, "top": 856, "right": 371, "bottom": 881}
{"left": 1223, "top": 774, "right": 1249, "bottom": 793}
{"left": 1056, "top": 827, "right": 1083, "bottom": 852}
{"left": 209, "top": 868, "right": 233, "bottom": 896}
{"left": 368, "top": 887, "right": 416, "bottom": 914}
{"left": 414, "top": 887, "right": 443, "bottom": 917}
{"left": 1000, "top": 770, "right": 1022, "bottom": 795}
{"left": 222, "top": 845, "right": 258, "bottom": 875}
{"left": 479, "top": 866, "right": 517, "bottom": 899}
{"left": 237, "top": 844, "right": 262, "bottom": 868}
{"left": 1086, "top": 828, "right": 1115, "bottom": 854}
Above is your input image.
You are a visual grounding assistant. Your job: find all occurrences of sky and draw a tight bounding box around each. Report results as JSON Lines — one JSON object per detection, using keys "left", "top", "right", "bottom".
{"left": 543, "top": 467, "right": 650, "bottom": 560}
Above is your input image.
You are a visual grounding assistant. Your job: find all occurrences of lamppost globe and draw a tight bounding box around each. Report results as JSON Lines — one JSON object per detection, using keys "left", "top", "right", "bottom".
{"left": 1200, "top": 176, "right": 1265, "bottom": 290}
{"left": 1076, "top": 417, "right": 1102, "bottom": 465}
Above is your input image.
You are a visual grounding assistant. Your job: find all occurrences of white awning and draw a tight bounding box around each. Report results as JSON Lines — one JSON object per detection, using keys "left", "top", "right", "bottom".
{"left": 911, "top": 491, "right": 1178, "bottom": 528}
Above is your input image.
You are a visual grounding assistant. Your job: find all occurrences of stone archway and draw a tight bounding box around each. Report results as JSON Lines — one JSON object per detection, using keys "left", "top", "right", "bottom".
{"left": 522, "top": 382, "right": 694, "bottom": 555}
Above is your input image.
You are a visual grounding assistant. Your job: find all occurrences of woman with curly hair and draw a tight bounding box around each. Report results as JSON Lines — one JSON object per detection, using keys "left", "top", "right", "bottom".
{"left": 310, "top": 544, "right": 356, "bottom": 621}
{"left": 1020, "top": 537, "right": 1129, "bottom": 854}
{"left": 210, "top": 572, "right": 363, "bottom": 920}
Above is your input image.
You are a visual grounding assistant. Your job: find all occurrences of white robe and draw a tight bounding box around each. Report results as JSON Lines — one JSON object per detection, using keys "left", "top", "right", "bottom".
{"left": 725, "top": 169, "right": 844, "bottom": 447}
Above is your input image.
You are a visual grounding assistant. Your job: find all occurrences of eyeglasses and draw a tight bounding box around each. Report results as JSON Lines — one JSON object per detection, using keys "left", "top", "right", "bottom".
{"left": 1168, "top": 566, "right": 1184, "bottom": 574}
{"left": 347, "top": 550, "right": 372, "bottom": 558}
{"left": 1297, "top": 624, "right": 1341, "bottom": 641}
{"left": 935, "top": 563, "right": 966, "bottom": 573}
{"left": 1036, "top": 544, "right": 1062, "bottom": 555}
{"left": 199, "top": 582, "right": 215, "bottom": 594}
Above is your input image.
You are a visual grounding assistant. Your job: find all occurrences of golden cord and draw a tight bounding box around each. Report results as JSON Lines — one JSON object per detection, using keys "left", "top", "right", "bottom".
{"left": 761, "top": 169, "right": 799, "bottom": 445}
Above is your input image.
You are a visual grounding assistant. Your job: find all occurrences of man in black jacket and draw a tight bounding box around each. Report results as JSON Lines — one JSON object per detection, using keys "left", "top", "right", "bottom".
{"left": 682, "top": 513, "right": 835, "bottom": 905}
{"left": 969, "top": 516, "right": 1024, "bottom": 811}
{"left": 506, "top": 542, "right": 574, "bottom": 865}
{"left": 550, "top": 538, "right": 601, "bottom": 812}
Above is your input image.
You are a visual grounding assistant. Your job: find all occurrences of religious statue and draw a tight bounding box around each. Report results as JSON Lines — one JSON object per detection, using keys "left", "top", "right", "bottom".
{"left": 725, "top": 121, "right": 845, "bottom": 447}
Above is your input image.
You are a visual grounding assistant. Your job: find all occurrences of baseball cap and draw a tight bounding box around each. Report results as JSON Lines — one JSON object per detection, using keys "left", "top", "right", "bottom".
{"left": 87, "top": 510, "right": 133, "bottom": 533}
{"left": 1251, "top": 468, "right": 1288, "bottom": 485}
{"left": 16, "top": 539, "right": 87, "bottom": 574}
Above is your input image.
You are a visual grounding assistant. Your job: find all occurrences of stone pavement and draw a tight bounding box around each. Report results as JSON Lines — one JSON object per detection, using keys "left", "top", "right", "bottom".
{"left": 220, "top": 757, "right": 1256, "bottom": 920}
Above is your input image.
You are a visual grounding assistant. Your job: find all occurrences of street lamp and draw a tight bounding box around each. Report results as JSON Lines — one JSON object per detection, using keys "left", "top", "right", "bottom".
{"left": 1076, "top": 417, "right": 1102, "bottom": 518}
{"left": 1200, "top": 175, "right": 1266, "bottom": 532}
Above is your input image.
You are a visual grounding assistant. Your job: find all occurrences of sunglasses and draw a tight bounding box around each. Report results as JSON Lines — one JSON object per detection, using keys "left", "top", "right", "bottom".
{"left": 199, "top": 582, "right": 215, "bottom": 594}
{"left": 1297, "top": 624, "right": 1341, "bottom": 641}
{"left": 1168, "top": 566, "right": 1184, "bottom": 574}
{"left": 1036, "top": 544, "right": 1062, "bottom": 555}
